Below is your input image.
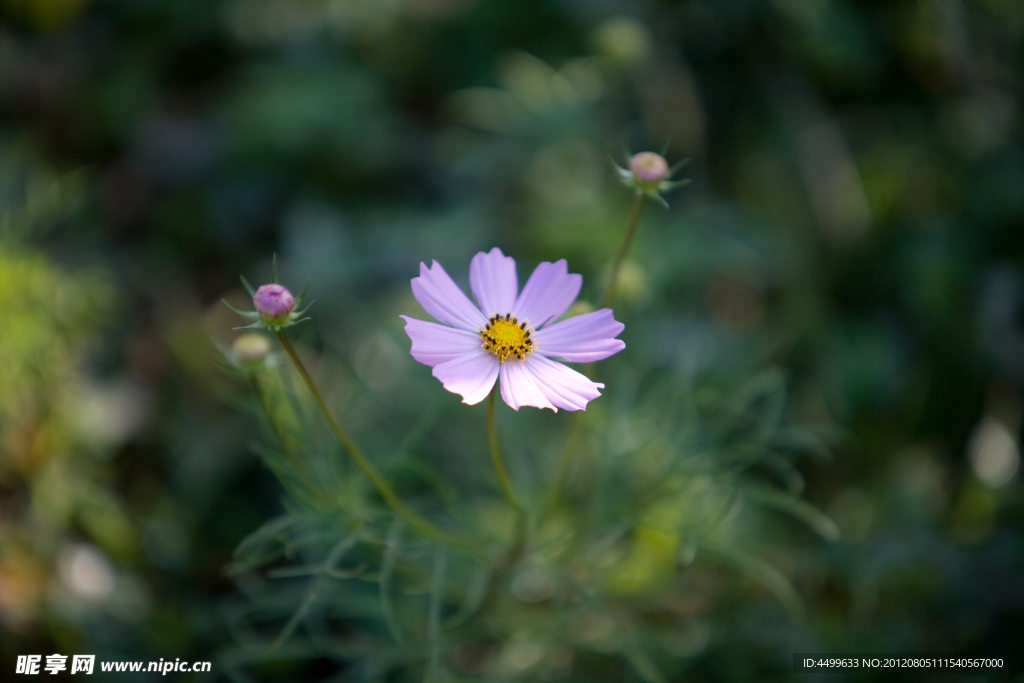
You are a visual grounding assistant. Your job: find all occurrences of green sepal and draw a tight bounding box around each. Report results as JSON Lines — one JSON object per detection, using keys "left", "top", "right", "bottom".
{"left": 291, "top": 299, "right": 315, "bottom": 318}
{"left": 669, "top": 158, "right": 691, "bottom": 174}
{"left": 610, "top": 156, "right": 628, "bottom": 176}
{"left": 293, "top": 279, "right": 310, "bottom": 307}
{"left": 649, "top": 178, "right": 692, "bottom": 208}
{"left": 239, "top": 276, "right": 257, "bottom": 298}
{"left": 223, "top": 299, "right": 260, "bottom": 319}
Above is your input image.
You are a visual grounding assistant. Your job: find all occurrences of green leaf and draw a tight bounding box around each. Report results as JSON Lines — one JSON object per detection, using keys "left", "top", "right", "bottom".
{"left": 742, "top": 483, "right": 840, "bottom": 542}
{"left": 759, "top": 453, "right": 806, "bottom": 494}
{"left": 443, "top": 563, "right": 489, "bottom": 629}
{"left": 614, "top": 619, "right": 668, "bottom": 683}
{"left": 701, "top": 540, "right": 805, "bottom": 618}
{"left": 379, "top": 520, "right": 404, "bottom": 646}
{"left": 231, "top": 514, "right": 297, "bottom": 568}
{"left": 731, "top": 368, "right": 786, "bottom": 445}
{"left": 269, "top": 534, "right": 355, "bottom": 650}
{"left": 772, "top": 426, "right": 834, "bottom": 464}
{"left": 425, "top": 545, "right": 448, "bottom": 683}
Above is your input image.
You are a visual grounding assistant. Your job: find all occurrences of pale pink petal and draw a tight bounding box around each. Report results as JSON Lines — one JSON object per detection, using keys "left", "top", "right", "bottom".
{"left": 401, "top": 315, "right": 484, "bottom": 367}
{"left": 411, "top": 261, "right": 488, "bottom": 331}
{"left": 510, "top": 260, "right": 582, "bottom": 329}
{"left": 533, "top": 309, "right": 626, "bottom": 363}
{"left": 499, "top": 360, "right": 558, "bottom": 412}
{"left": 432, "top": 348, "right": 499, "bottom": 405}
{"left": 469, "top": 248, "right": 518, "bottom": 317}
{"left": 520, "top": 354, "right": 604, "bottom": 411}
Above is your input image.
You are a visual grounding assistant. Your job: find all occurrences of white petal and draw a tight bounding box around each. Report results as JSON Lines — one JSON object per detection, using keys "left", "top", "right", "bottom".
{"left": 522, "top": 354, "right": 604, "bottom": 411}
{"left": 499, "top": 359, "right": 558, "bottom": 412}
{"left": 469, "top": 248, "right": 518, "bottom": 317}
{"left": 510, "top": 260, "right": 582, "bottom": 329}
{"left": 533, "top": 309, "right": 626, "bottom": 363}
{"left": 411, "top": 260, "right": 487, "bottom": 331}
{"left": 432, "top": 348, "right": 499, "bottom": 405}
{"left": 401, "top": 315, "right": 483, "bottom": 367}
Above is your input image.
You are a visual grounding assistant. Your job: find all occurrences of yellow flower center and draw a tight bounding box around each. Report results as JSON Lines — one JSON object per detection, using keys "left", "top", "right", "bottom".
{"left": 481, "top": 313, "right": 534, "bottom": 363}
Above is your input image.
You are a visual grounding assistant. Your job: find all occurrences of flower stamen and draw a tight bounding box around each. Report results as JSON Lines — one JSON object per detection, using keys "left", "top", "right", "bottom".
{"left": 481, "top": 313, "right": 534, "bottom": 363}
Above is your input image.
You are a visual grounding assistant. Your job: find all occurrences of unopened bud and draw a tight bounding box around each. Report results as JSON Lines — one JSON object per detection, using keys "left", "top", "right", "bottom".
{"left": 233, "top": 333, "right": 271, "bottom": 365}
{"left": 615, "top": 150, "right": 686, "bottom": 206}
{"left": 253, "top": 284, "right": 294, "bottom": 325}
{"left": 629, "top": 152, "right": 669, "bottom": 186}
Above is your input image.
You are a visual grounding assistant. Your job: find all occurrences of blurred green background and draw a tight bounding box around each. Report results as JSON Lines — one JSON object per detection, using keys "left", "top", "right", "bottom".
{"left": 1, "top": 0, "right": 1022, "bottom": 680}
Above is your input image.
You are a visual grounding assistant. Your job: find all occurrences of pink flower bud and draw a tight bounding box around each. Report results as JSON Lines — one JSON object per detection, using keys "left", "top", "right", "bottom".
{"left": 253, "top": 284, "right": 295, "bottom": 325}
{"left": 629, "top": 152, "right": 669, "bottom": 185}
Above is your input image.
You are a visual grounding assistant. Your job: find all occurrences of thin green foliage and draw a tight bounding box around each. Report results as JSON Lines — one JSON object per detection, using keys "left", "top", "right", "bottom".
{"left": 270, "top": 535, "right": 357, "bottom": 650}
{"left": 425, "top": 546, "right": 448, "bottom": 683}
{"left": 380, "top": 520, "right": 405, "bottom": 647}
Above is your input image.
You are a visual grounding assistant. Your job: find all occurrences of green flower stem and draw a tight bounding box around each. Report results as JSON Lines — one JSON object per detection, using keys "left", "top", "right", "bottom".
{"left": 601, "top": 193, "right": 646, "bottom": 309}
{"left": 487, "top": 387, "right": 527, "bottom": 558}
{"left": 487, "top": 387, "right": 523, "bottom": 513}
{"left": 276, "top": 331, "right": 471, "bottom": 551}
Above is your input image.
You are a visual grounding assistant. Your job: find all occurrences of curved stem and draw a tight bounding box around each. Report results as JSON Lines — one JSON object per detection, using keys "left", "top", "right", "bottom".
{"left": 276, "top": 331, "right": 471, "bottom": 551}
{"left": 487, "top": 387, "right": 527, "bottom": 560}
{"left": 487, "top": 388, "right": 523, "bottom": 513}
{"left": 601, "top": 193, "right": 646, "bottom": 310}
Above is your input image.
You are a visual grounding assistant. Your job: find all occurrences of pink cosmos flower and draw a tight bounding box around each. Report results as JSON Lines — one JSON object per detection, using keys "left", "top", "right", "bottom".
{"left": 401, "top": 248, "right": 626, "bottom": 412}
